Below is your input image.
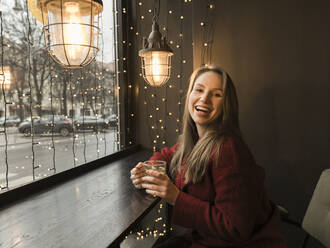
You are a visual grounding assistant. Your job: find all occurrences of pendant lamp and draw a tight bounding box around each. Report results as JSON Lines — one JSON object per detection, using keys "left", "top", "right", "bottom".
{"left": 29, "top": 0, "right": 103, "bottom": 68}
{"left": 139, "top": 0, "right": 173, "bottom": 87}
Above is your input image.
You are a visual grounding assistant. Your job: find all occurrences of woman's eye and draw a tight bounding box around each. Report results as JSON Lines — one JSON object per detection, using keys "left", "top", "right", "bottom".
{"left": 194, "top": 88, "right": 203, "bottom": 92}
{"left": 215, "top": 93, "right": 222, "bottom": 97}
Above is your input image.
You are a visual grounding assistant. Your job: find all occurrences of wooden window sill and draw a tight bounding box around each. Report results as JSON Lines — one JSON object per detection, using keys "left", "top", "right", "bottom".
{"left": 0, "top": 146, "right": 158, "bottom": 248}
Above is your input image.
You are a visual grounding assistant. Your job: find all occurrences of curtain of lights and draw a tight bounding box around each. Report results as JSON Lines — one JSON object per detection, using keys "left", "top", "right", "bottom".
{"left": 0, "top": 0, "right": 120, "bottom": 190}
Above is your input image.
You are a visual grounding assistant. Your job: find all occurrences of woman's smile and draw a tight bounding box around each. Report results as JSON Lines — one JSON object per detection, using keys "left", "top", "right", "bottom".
{"left": 188, "top": 71, "right": 223, "bottom": 136}
{"left": 194, "top": 105, "right": 212, "bottom": 117}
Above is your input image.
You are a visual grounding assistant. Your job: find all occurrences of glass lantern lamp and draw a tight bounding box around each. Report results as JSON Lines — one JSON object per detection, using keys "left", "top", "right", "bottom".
{"left": 139, "top": 2, "right": 173, "bottom": 87}
{"left": 35, "top": 0, "right": 103, "bottom": 68}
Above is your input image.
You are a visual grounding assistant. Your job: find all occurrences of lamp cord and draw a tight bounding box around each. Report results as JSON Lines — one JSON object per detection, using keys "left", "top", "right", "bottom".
{"left": 0, "top": 5, "right": 9, "bottom": 190}
{"left": 153, "top": 0, "right": 160, "bottom": 23}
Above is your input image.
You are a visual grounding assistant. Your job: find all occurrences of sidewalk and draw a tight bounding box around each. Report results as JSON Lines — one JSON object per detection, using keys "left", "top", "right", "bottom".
{"left": 0, "top": 127, "right": 54, "bottom": 147}
{"left": 0, "top": 128, "right": 115, "bottom": 147}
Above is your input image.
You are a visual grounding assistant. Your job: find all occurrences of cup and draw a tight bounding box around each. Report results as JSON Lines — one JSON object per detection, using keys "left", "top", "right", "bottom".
{"left": 142, "top": 160, "right": 166, "bottom": 175}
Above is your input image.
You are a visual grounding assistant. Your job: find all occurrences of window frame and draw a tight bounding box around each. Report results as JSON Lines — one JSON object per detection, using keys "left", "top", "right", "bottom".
{"left": 0, "top": 0, "right": 137, "bottom": 204}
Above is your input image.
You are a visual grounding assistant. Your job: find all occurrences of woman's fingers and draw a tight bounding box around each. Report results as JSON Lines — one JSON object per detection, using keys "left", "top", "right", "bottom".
{"left": 145, "top": 169, "right": 165, "bottom": 178}
{"left": 130, "top": 171, "right": 144, "bottom": 180}
{"left": 134, "top": 183, "right": 142, "bottom": 189}
{"left": 130, "top": 162, "right": 146, "bottom": 189}
{"left": 130, "top": 163, "right": 145, "bottom": 175}
{"left": 142, "top": 183, "right": 164, "bottom": 195}
{"left": 145, "top": 189, "right": 160, "bottom": 197}
{"left": 136, "top": 162, "right": 144, "bottom": 168}
{"left": 141, "top": 170, "right": 179, "bottom": 205}
{"left": 132, "top": 177, "right": 144, "bottom": 185}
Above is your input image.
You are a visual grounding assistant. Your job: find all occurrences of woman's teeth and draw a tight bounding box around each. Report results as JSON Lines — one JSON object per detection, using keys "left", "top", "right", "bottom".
{"left": 195, "top": 106, "right": 209, "bottom": 113}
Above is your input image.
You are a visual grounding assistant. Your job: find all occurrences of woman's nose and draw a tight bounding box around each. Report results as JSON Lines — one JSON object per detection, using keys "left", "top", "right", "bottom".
{"left": 200, "top": 92, "right": 211, "bottom": 103}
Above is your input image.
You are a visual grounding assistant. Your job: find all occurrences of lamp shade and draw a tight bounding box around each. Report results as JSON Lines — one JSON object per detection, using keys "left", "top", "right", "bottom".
{"left": 139, "top": 21, "right": 173, "bottom": 87}
{"left": 37, "top": 0, "right": 103, "bottom": 68}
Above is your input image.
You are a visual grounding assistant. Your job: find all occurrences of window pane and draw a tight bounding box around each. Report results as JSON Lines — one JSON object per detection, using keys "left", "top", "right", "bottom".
{"left": 0, "top": 0, "right": 119, "bottom": 190}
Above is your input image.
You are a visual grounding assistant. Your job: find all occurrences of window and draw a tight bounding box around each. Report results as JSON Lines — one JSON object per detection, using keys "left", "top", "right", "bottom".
{"left": 0, "top": 0, "right": 121, "bottom": 190}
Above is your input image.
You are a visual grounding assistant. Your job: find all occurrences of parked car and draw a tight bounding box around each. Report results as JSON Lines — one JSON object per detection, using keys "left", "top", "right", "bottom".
{"left": 104, "top": 114, "right": 118, "bottom": 128}
{"left": 74, "top": 116, "right": 109, "bottom": 132}
{"left": 0, "top": 116, "right": 21, "bottom": 127}
{"left": 18, "top": 115, "right": 73, "bottom": 137}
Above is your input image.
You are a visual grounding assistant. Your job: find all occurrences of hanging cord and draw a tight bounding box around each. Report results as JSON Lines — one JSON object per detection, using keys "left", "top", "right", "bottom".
{"left": 200, "top": 2, "right": 215, "bottom": 65}
{"left": 80, "top": 69, "right": 87, "bottom": 163}
{"left": 40, "top": 0, "right": 56, "bottom": 172}
{"left": 153, "top": 87, "right": 159, "bottom": 151}
{"left": 177, "top": 0, "right": 184, "bottom": 134}
{"left": 0, "top": 7, "right": 9, "bottom": 190}
{"left": 143, "top": 84, "right": 155, "bottom": 151}
{"left": 209, "top": 4, "right": 215, "bottom": 64}
{"left": 161, "top": 0, "right": 169, "bottom": 149}
{"left": 142, "top": 1, "right": 159, "bottom": 152}
{"left": 125, "top": 0, "right": 133, "bottom": 146}
{"left": 153, "top": 0, "right": 160, "bottom": 23}
{"left": 113, "top": 0, "right": 120, "bottom": 151}
{"left": 68, "top": 69, "right": 76, "bottom": 166}
{"left": 151, "top": 0, "right": 162, "bottom": 151}
{"left": 100, "top": 12, "right": 107, "bottom": 156}
{"left": 48, "top": 56, "right": 56, "bottom": 173}
{"left": 92, "top": 61, "right": 100, "bottom": 158}
{"left": 200, "top": 14, "right": 207, "bottom": 65}
{"left": 206, "top": 1, "right": 215, "bottom": 64}
{"left": 25, "top": 0, "right": 37, "bottom": 180}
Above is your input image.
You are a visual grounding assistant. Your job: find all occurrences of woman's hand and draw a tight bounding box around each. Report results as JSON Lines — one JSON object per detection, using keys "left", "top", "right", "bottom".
{"left": 141, "top": 170, "right": 180, "bottom": 206}
{"left": 130, "top": 162, "right": 145, "bottom": 189}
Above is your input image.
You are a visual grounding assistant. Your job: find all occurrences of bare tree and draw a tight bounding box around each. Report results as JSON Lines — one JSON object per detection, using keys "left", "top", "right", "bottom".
{"left": 2, "top": 1, "right": 62, "bottom": 117}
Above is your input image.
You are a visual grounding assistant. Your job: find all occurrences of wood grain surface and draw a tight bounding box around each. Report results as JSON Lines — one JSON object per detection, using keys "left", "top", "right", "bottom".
{"left": 0, "top": 149, "right": 157, "bottom": 248}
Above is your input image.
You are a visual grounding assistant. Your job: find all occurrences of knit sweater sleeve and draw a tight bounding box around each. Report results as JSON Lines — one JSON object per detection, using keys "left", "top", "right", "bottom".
{"left": 148, "top": 144, "right": 178, "bottom": 167}
{"left": 172, "top": 137, "right": 265, "bottom": 244}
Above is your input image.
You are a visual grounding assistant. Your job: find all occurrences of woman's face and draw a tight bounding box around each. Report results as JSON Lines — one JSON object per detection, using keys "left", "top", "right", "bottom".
{"left": 188, "top": 71, "right": 224, "bottom": 137}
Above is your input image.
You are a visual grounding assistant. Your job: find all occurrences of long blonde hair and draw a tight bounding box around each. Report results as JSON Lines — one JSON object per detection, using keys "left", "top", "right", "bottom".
{"left": 170, "top": 65, "right": 242, "bottom": 184}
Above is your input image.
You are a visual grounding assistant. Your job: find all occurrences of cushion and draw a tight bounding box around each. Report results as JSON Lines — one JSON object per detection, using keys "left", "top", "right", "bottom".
{"left": 302, "top": 169, "right": 330, "bottom": 247}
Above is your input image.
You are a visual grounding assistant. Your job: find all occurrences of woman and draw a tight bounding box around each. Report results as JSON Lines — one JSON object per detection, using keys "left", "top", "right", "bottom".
{"left": 130, "top": 66, "right": 287, "bottom": 247}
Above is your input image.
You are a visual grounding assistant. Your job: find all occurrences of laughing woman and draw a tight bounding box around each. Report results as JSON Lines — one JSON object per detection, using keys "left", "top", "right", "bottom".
{"left": 130, "top": 66, "right": 287, "bottom": 248}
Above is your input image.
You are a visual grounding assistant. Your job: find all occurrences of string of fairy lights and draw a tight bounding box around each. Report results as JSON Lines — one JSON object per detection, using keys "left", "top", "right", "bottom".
{"left": 0, "top": 3, "right": 9, "bottom": 190}
{"left": 1, "top": 0, "right": 217, "bottom": 244}
{"left": 25, "top": 0, "right": 38, "bottom": 180}
{"left": 123, "top": 0, "right": 216, "bottom": 243}
{"left": 122, "top": 0, "right": 193, "bottom": 242}
{"left": 137, "top": 0, "right": 190, "bottom": 153}
{"left": 139, "top": 0, "right": 167, "bottom": 153}
{"left": 0, "top": 0, "right": 120, "bottom": 190}
{"left": 100, "top": 13, "right": 108, "bottom": 156}
{"left": 113, "top": 0, "right": 121, "bottom": 151}
{"left": 200, "top": 1, "right": 215, "bottom": 66}
{"left": 48, "top": 48, "right": 56, "bottom": 174}
{"left": 68, "top": 69, "right": 77, "bottom": 165}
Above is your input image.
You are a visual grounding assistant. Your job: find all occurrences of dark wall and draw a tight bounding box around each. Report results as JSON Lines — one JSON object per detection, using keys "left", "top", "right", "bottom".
{"left": 134, "top": 0, "right": 328, "bottom": 245}
{"left": 192, "top": 0, "right": 328, "bottom": 246}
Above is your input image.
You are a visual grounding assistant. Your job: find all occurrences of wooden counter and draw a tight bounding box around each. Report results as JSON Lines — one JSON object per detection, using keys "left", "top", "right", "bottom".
{"left": 0, "top": 148, "right": 158, "bottom": 248}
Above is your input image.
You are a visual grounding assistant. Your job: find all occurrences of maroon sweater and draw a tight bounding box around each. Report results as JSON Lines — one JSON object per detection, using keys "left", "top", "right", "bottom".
{"left": 149, "top": 137, "right": 287, "bottom": 248}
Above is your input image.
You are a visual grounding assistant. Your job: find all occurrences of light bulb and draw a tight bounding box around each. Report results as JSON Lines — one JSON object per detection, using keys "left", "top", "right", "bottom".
{"left": 151, "top": 53, "right": 162, "bottom": 83}
{"left": 64, "top": 2, "right": 87, "bottom": 61}
{"left": 48, "top": 1, "right": 93, "bottom": 66}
